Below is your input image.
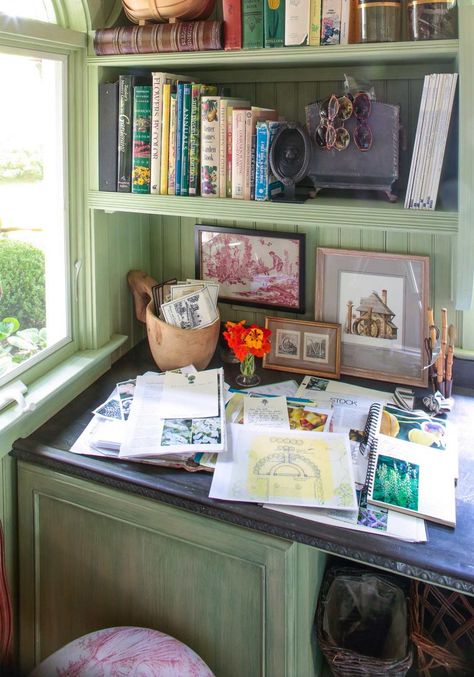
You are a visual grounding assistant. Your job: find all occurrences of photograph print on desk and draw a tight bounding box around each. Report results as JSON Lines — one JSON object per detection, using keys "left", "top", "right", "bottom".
{"left": 315, "top": 248, "right": 429, "bottom": 387}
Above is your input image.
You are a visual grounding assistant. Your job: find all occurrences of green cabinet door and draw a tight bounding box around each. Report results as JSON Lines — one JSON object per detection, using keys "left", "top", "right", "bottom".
{"left": 18, "top": 461, "right": 326, "bottom": 676}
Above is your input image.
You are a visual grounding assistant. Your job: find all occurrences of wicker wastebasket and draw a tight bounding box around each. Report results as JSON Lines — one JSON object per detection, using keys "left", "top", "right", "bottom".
{"left": 316, "top": 566, "right": 413, "bottom": 677}
{"left": 410, "top": 580, "right": 474, "bottom": 676}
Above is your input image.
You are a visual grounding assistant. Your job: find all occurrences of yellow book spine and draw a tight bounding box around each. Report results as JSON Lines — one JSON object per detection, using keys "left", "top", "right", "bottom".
{"left": 160, "top": 83, "right": 171, "bottom": 195}
{"left": 309, "top": 0, "right": 322, "bottom": 45}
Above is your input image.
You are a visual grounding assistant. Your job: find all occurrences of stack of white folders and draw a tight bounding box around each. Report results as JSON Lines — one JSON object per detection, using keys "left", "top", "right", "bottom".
{"left": 405, "top": 72, "right": 458, "bottom": 210}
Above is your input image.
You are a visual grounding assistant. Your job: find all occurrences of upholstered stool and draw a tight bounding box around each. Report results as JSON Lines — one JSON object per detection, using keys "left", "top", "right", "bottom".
{"left": 29, "top": 626, "right": 215, "bottom": 676}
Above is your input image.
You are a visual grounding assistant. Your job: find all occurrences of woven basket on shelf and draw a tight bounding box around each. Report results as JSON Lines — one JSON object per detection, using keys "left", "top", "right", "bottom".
{"left": 316, "top": 566, "right": 413, "bottom": 677}
{"left": 410, "top": 580, "right": 474, "bottom": 676}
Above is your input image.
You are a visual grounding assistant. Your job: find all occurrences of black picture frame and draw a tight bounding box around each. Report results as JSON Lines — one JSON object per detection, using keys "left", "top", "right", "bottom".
{"left": 195, "top": 224, "right": 305, "bottom": 313}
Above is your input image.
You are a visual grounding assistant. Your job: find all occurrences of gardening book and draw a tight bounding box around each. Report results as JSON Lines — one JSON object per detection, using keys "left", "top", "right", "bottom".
{"left": 242, "top": 0, "right": 264, "bottom": 49}
{"left": 131, "top": 85, "right": 152, "bottom": 194}
{"left": 200, "top": 95, "right": 221, "bottom": 197}
{"left": 264, "top": 0, "right": 285, "bottom": 48}
{"left": 243, "top": 107, "right": 277, "bottom": 200}
{"left": 365, "top": 433, "right": 456, "bottom": 527}
{"left": 168, "top": 91, "right": 177, "bottom": 194}
{"left": 117, "top": 74, "right": 146, "bottom": 192}
{"left": 285, "top": 0, "right": 310, "bottom": 46}
{"left": 222, "top": 0, "right": 242, "bottom": 50}
{"left": 180, "top": 82, "right": 192, "bottom": 196}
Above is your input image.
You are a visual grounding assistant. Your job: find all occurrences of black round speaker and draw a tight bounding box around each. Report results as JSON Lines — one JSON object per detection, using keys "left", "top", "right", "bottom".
{"left": 269, "top": 122, "right": 311, "bottom": 187}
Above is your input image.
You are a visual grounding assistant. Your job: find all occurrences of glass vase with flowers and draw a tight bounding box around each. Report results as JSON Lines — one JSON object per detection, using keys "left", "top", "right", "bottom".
{"left": 223, "top": 320, "right": 271, "bottom": 387}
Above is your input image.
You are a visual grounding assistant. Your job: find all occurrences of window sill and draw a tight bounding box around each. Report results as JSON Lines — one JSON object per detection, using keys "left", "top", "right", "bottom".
{"left": 0, "top": 334, "right": 127, "bottom": 456}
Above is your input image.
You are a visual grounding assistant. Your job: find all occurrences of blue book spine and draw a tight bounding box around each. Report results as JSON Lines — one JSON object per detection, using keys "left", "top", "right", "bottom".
{"left": 255, "top": 121, "right": 269, "bottom": 202}
{"left": 175, "top": 82, "right": 184, "bottom": 196}
{"left": 255, "top": 121, "right": 283, "bottom": 201}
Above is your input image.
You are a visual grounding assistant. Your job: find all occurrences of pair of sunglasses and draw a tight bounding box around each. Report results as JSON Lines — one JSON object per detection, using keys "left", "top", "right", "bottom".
{"left": 352, "top": 91, "right": 373, "bottom": 152}
{"left": 315, "top": 94, "right": 353, "bottom": 151}
{"left": 314, "top": 91, "right": 373, "bottom": 152}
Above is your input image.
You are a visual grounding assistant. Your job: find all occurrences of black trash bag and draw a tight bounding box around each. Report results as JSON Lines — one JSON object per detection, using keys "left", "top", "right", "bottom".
{"left": 322, "top": 572, "right": 408, "bottom": 661}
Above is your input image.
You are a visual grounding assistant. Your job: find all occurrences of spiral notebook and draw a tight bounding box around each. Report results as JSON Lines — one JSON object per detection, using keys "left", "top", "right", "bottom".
{"left": 363, "top": 406, "right": 456, "bottom": 527}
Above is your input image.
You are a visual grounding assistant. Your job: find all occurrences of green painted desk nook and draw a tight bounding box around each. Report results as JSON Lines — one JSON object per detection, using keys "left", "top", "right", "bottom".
{"left": 11, "top": 341, "right": 474, "bottom": 676}
{"left": 2, "top": 0, "right": 474, "bottom": 674}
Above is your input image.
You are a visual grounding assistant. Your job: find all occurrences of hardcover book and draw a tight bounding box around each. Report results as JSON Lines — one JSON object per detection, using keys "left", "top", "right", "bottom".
{"left": 264, "top": 0, "right": 285, "bottom": 48}
{"left": 218, "top": 98, "right": 250, "bottom": 198}
{"left": 222, "top": 0, "right": 242, "bottom": 50}
{"left": 321, "top": 0, "right": 342, "bottom": 45}
{"left": 175, "top": 82, "right": 185, "bottom": 196}
{"left": 285, "top": 0, "right": 310, "bottom": 46}
{"left": 93, "top": 21, "right": 223, "bottom": 56}
{"left": 189, "top": 84, "right": 218, "bottom": 196}
{"left": 255, "top": 120, "right": 284, "bottom": 201}
{"left": 243, "top": 107, "right": 278, "bottom": 201}
{"left": 131, "top": 85, "right": 152, "bottom": 194}
{"left": 201, "top": 95, "right": 221, "bottom": 197}
{"left": 99, "top": 81, "right": 118, "bottom": 192}
{"left": 168, "top": 91, "right": 177, "bottom": 195}
{"left": 242, "top": 0, "right": 264, "bottom": 49}
{"left": 117, "top": 74, "right": 139, "bottom": 192}
{"left": 180, "top": 82, "right": 192, "bottom": 196}
{"left": 231, "top": 108, "right": 248, "bottom": 199}
{"left": 309, "top": 0, "right": 322, "bottom": 45}
{"left": 159, "top": 83, "right": 171, "bottom": 195}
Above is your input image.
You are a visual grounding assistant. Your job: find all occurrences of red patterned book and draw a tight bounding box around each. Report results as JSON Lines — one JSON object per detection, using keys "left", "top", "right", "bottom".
{"left": 93, "top": 21, "right": 223, "bottom": 56}
{"left": 222, "top": 0, "right": 242, "bottom": 50}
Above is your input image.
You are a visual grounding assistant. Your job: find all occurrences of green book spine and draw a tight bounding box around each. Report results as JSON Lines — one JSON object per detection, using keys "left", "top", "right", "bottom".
{"left": 189, "top": 84, "right": 202, "bottom": 196}
{"left": 180, "top": 82, "right": 192, "bottom": 196}
{"left": 264, "top": 0, "right": 285, "bottom": 48}
{"left": 131, "top": 85, "right": 152, "bottom": 194}
{"left": 242, "top": 0, "right": 264, "bottom": 49}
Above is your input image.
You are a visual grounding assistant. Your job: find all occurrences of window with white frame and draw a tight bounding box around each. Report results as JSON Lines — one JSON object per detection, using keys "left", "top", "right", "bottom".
{"left": 0, "top": 4, "right": 73, "bottom": 384}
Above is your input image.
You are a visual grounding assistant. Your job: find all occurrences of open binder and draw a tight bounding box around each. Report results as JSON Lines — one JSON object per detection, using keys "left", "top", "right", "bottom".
{"left": 362, "top": 404, "right": 456, "bottom": 528}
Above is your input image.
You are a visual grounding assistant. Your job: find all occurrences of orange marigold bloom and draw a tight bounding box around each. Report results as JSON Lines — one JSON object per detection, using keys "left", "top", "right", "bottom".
{"left": 223, "top": 320, "right": 272, "bottom": 361}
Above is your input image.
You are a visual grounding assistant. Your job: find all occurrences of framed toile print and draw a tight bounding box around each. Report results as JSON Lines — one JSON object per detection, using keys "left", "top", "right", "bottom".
{"left": 314, "top": 247, "right": 429, "bottom": 387}
{"left": 262, "top": 316, "right": 341, "bottom": 378}
{"left": 194, "top": 225, "right": 305, "bottom": 313}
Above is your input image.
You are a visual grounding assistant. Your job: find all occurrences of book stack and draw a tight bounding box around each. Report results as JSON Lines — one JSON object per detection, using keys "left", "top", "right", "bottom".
{"left": 405, "top": 72, "right": 458, "bottom": 210}
{"left": 99, "top": 73, "right": 281, "bottom": 200}
{"left": 222, "top": 0, "right": 350, "bottom": 49}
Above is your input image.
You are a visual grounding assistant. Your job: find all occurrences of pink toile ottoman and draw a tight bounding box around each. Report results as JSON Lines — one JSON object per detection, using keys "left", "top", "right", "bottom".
{"left": 29, "top": 626, "right": 215, "bottom": 677}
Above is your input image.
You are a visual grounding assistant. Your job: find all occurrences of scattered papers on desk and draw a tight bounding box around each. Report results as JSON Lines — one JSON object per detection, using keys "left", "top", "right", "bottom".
{"left": 296, "top": 374, "right": 392, "bottom": 402}
{"left": 235, "top": 379, "right": 299, "bottom": 397}
{"left": 209, "top": 424, "right": 358, "bottom": 510}
{"left": 263, "top": 499, "right": 427, "bottom": 542}
{"left": 243, "top": 395, "right": 290, "bottom": 428}
{"left": 119, "top": 368, "right": 226, "bottom": 458}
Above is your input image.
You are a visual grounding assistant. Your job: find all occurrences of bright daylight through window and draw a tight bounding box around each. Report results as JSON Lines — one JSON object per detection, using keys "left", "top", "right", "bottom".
{"left": 0, "top": 49, "right": 69, "bottom": 383}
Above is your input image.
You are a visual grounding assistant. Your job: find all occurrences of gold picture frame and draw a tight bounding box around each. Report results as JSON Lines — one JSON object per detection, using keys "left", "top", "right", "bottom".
{"left": 262, "top": 316, "right": 341, "bottom": 378}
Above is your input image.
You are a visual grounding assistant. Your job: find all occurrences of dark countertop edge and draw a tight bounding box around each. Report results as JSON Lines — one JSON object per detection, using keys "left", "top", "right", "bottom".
{"left": 11, "top": 440, "right": 474, "bottom": 596}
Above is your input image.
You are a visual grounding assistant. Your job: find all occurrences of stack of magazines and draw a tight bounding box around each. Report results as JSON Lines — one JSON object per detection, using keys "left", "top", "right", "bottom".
{"left": 405, "top": 72, "right": 458, "bottom": 210}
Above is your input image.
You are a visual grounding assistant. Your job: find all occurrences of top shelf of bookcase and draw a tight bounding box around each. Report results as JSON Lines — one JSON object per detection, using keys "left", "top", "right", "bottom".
{"left": 87, "top": 39, "right": 459, "bottom": 71}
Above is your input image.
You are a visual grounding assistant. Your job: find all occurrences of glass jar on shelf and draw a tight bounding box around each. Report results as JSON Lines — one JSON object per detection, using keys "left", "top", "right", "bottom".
{"left": 408, "top": 0, "right": 458, "bottom": 40}
{"left": 358, "top": 0, "right": 401, "bottom": 43}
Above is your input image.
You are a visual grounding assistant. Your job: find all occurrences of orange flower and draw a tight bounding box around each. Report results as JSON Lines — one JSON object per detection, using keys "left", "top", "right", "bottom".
{"left": 223, "top": 320, "right": 272, "bottom": 361}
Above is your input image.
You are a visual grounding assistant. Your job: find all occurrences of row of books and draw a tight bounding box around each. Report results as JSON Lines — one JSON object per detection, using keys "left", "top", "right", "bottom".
{"left": 224, "top": 0, "right": 352, "bottom": 50}
{"left": 99, "top": 71, "right": 283, "bottom": 200}
{"left": 405, "top": 72, "right": 458, "bottom": 210}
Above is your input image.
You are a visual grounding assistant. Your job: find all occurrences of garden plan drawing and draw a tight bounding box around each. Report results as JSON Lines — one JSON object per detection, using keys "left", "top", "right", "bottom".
{"left": 210, "top": 425, "right": 358, "bottom": 509}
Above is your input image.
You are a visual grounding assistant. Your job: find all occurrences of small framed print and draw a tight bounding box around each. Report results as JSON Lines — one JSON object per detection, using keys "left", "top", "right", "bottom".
{"left": 263, "top": 317, "right": 341, "bottom": 378}
{"left": 194, "top": 224, "right": 305, "bottom": 313}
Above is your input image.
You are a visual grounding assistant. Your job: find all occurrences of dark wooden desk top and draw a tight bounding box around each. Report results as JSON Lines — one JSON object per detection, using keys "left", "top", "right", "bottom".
{"left": 10, "top": 341, "right": 474, "bottom": 595}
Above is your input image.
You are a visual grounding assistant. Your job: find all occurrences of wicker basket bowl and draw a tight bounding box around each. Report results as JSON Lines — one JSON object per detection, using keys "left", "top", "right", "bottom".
{"left": 122, "top": 0, "right": 216, "bottom": 23}
{"left": 316, "top": 566, "right": 413, "bottom": 677}
{"left": 410, "top": 580, "right": 474, "bottom": 676}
